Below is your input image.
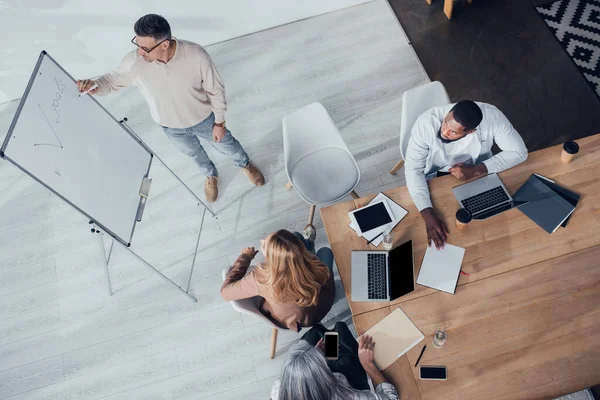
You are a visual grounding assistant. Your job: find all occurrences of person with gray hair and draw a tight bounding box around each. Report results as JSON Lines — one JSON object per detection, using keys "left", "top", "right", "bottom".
{"left": 271, "top": 329, "right": 400, "bottom": 400}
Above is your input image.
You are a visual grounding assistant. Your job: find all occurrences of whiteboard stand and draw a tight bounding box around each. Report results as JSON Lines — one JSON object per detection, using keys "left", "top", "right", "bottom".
{"left": 1, "top": 51, "right": 216, "bottom": 304}
{"left": 84, "top": 117, "right": 218, "bottom": 303}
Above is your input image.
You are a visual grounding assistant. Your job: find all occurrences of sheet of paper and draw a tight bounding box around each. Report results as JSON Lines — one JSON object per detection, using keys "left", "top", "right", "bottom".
{"left": 360, "top": 308, "right": 424, "bottom": 370}
{"left": 348, "top": 193, "right": 408, "bottom": 246}
{"left": 416, "top": 243, "right": 465, "bottom": 294}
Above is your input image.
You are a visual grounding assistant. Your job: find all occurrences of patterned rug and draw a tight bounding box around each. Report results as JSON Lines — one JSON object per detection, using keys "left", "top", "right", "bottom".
{"left": 536, "top": 0, "right": 600, "bottom": 98}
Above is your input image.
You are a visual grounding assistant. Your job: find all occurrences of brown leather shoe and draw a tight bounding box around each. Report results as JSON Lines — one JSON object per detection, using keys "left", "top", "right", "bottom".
{"left": 241, "top": 162, "right": 265, "bottom": 186}
{"left": 205, "top": 176, "right": 218, "bottom": 202}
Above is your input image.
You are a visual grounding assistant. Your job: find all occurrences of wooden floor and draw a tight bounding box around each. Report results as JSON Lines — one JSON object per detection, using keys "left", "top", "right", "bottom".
{"left": 0, "top": 1, "right": 429, "bottom": 398}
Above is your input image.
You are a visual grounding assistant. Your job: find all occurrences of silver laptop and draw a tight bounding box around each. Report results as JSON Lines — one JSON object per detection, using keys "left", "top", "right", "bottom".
{"left": 452, "top": 173, "right": 528, "bottom": 220}
{"left": 351, "top": 240, "right": 414, "bottom": 302}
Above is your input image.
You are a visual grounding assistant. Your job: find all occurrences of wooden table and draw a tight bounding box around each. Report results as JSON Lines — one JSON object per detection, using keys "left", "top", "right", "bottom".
{"left": 321, "top": 134, "right": 600, "bottom": 399}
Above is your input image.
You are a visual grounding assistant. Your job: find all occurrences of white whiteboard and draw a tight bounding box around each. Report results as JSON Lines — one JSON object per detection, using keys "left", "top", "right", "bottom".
{"left": 1, "top": 51, "right": 152, "bottom": 246}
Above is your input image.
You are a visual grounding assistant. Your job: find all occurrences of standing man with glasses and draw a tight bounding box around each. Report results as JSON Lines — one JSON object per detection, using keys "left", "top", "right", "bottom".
{"left": 77, "top": 14, "right": 264, "bottom": 202}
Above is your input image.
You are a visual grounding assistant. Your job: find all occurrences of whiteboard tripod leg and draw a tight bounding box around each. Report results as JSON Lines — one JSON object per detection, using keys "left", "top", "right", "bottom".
{"left": 186, "top": 207, "right": 206, "bottom": 292}
{"left": 99, "top": 233, "right": 114, "bottom": 296}
{"left": 119, "top": 118, "right": 216, "bottom": 218}
{"left": 115, "top": 240, "right": 198, "bottom": 302}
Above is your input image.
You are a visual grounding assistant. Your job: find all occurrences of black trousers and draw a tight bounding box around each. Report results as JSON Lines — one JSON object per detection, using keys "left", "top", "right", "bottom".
{"left": 302, "top": 322, "right": 370, "bottom": 390}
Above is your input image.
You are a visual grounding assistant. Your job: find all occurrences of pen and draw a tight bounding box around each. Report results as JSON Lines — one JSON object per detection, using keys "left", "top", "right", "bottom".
{"left": 366, "top": 231, "right": 383, "bottom": 245}
{"left": 414, "top": 345, "right": 426, "bottom": 367}
{"left": 79, "top": 83, "right": 98, "bottom": 97}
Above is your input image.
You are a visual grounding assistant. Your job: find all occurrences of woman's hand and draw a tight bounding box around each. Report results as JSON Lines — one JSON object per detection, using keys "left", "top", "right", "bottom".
{"left": 358, "top": 334, "right": 376, "bottom": 368}
{"left": 316, "top": 338, "right": 325, "bottom": 353}
{"left": 241, "top": 247, "right": 258, "bottom": 259}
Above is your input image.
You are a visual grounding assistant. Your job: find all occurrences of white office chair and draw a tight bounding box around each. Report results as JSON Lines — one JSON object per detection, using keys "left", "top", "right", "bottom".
{"left": 389, "top": 81, "right": 451, "bottom": 175}
{"left": 221, "top": 268, "right": 282, "bottom": 359}
{"left": 283, "top": 102, "right": 361, "bottom": 224}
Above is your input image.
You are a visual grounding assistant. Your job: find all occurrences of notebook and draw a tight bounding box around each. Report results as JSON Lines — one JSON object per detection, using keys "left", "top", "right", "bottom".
{"left": 513, "top": 174, "right": 578, "bottom": 233}
{"left": 360, "top": 308, "right": 424, "bottom": 370}
{"left": 531, "top": 174, "right": 580, "bottom": 228}
{"left": 416, "top": 244, "right": 466, "bottom": 294}
{"left": 349, "top": 193, "right": 408, "bottom": 246}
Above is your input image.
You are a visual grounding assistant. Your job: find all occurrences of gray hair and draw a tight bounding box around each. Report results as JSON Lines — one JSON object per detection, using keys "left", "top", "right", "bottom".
{"left": 278, "top": 340, "right": 350, "bottom": 400}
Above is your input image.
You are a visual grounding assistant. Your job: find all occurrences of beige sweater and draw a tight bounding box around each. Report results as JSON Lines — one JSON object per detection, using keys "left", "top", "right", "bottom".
{"left": 95, "top": 39, "right": 227, "bottom": 128}
{"left": 221, "top": 254, "right": 335, "bottom": 332}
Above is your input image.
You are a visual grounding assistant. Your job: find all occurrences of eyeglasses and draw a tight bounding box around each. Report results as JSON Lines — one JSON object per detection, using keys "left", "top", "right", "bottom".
{"left": 131, "top": 36, "right": 170, "bottom": 53}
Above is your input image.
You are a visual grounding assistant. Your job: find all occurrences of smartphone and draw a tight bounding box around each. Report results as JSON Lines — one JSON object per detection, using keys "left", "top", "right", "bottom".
{"left": 324, "top": 332, "right": 339, "bottom": 360}
{"left": 419, "top": 365, "right": 447, "bottom": 380}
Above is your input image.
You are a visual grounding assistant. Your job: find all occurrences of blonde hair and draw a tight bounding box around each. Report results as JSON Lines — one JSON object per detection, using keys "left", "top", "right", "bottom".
{"left": 256, "top": 230, "right": 331, "bottom": 307}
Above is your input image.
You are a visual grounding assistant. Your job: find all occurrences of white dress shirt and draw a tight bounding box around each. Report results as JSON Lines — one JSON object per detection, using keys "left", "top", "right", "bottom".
{"left": 405, "top": 102, "right": 528, "bottom": 211}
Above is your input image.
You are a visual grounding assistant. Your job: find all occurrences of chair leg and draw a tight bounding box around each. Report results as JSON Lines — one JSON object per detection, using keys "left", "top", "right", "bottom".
{"left": 285, "top": 181, "right": 293, "bottom": 190}
{"left": 444, "top": 0, "right": 454, "bottom": 19}
{"left": 308, "top": 205, "right": 316, "bottom": 226}
{"left": 350, "top": 190, "right": 360, "bottom": 200}
{"left": 270, "top": 328, "right": 278, "bottom": 359}
{"left": 389, "top": 160, "right": 404, "bottom": 175}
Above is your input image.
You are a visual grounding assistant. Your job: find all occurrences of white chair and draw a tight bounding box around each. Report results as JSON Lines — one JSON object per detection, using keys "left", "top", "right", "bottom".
{"left": 283, "top": 102, "right": 361, "bottom": 224}
{"left": 389, "top": 81, "right": 451, "bottom": 175}
{"left": 221, "top": 268, "right": 282, "bottom": 359}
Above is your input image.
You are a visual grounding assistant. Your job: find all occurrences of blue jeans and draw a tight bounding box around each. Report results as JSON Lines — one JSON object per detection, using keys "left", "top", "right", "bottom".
{"left": 162, "top": 113, "right": 249, "bottom": 177}
{"left": 292, "top": 232, "right": 334, "bottom": 273}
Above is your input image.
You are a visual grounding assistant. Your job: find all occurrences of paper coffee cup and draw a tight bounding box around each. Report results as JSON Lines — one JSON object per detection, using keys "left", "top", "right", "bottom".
{"left": 455, "top": 208, "right": 472, "bottom": 231}
{"left": 561, "top": 140, "right": 579, "bottom": 164}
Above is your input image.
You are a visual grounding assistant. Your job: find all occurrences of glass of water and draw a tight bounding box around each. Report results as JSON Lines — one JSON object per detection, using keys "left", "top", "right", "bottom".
{"left": 432, "top": 329, "right": 448, "bottom": 348}
{"left": 382, "top": 232, "right": 394, "bottom": 250}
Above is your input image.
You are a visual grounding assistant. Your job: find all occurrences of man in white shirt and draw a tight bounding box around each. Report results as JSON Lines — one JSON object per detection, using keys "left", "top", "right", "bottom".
{"left": 76, "top": 14, "right": 264, "bottom": 203}
{"left": 405, "top": 100, "right": 528, "bottom": 249}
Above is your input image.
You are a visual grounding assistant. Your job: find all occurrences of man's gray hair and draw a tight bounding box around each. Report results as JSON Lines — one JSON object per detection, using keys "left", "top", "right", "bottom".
{"left": 278, "top": 340, "right": 349, "bottom": 400}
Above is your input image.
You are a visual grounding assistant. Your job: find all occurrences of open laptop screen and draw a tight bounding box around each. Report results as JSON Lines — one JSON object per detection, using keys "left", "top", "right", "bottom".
{"left": 388, "top": 240, "right": 415, "bottom": 301}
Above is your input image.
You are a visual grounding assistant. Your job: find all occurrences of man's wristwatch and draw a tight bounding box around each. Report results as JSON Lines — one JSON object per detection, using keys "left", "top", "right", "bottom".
{"left": 214, "top": 121, "right": 226, "bottom": 128}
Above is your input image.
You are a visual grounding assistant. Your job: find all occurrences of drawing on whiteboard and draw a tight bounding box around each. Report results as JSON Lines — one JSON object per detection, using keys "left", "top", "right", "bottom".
{"left": 51, "top": 77, "right": 66, "bottom": 123}
{"left": 54, "top": 166, "right": 61, "bottom": 176}
{"left": 35, "top": 103, "right": 64, "bottom": 149}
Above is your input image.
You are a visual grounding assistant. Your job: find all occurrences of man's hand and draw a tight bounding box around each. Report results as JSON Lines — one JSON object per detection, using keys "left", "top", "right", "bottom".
{"left": 421, "top": 208, "right": 449, "bottom": 250}
{"left": 213, "top": 125, "right": 226, "bottom": 142}
{"left": 241, "top": 247, "right": 258, "bottom": 260}
{"left": 76, "top": 79, "right": 99, "bottom": 95}
{"left": 448, "top": 163, "right": 487, "bottom": 181}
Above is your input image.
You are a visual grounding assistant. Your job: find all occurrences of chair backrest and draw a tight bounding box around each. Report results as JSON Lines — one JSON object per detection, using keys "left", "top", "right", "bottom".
{"left": 282, "top": 102, "right": 354, "bottom": 176}
{"left": 221, "top": 268, "right": 281, "bottom": 329}
{"left": 399, "top": 81, "right": 451, "bottom": 160}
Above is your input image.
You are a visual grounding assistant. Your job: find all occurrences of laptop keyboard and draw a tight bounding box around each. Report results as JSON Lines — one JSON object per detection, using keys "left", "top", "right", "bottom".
{"left": 461, "top": 186, "right": 509, "bottom": 214}
{"left": 367, "top": 253, "right": 388, "bottom": 300}
{"left": 474, "top": 202, "right": 513, "bottom": 220}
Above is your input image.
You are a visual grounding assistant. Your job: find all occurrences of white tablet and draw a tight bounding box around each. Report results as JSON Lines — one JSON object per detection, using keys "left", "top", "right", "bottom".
{"left": 349, "top": 200, "right": 394, "bottom": 236}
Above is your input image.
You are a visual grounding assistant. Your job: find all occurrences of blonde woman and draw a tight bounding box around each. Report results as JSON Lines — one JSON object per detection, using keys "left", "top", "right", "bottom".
{"left": 220, "top": 228, "right": 335, "bottom": 332}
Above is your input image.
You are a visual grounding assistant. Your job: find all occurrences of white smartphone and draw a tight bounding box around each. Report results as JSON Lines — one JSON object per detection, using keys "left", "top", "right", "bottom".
{"left": 324, "top": 332, "right": 339, "bottom": 360}
{"left": 419, "top": 365, "right": 447, "bottom": 380}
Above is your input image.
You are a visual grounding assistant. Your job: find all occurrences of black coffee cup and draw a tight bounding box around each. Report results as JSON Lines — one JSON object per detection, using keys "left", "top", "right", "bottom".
{"left": 455, "top": 208, "right": 472, "bottom": 229}
{"left": 563, "top": 141, "right": 579, "bottom": 155}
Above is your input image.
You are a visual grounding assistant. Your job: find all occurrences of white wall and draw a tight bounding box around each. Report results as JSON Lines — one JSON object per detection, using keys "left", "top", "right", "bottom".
{"left": 0, "top": 0, "right": 371, "bottom": 103}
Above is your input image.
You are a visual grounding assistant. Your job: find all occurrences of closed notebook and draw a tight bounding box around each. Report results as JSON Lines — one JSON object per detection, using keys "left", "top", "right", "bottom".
{"left": 360, "top": 308, "right": 424, "bottom": 370}
{"left": 513, "top": 174, "right": 577, "bottom": 233}
{"left": 416, "top": 243, "right": 465, "bottom": 294}
{"left": 531, "top": 174, "right": 580, "bottom": 227}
